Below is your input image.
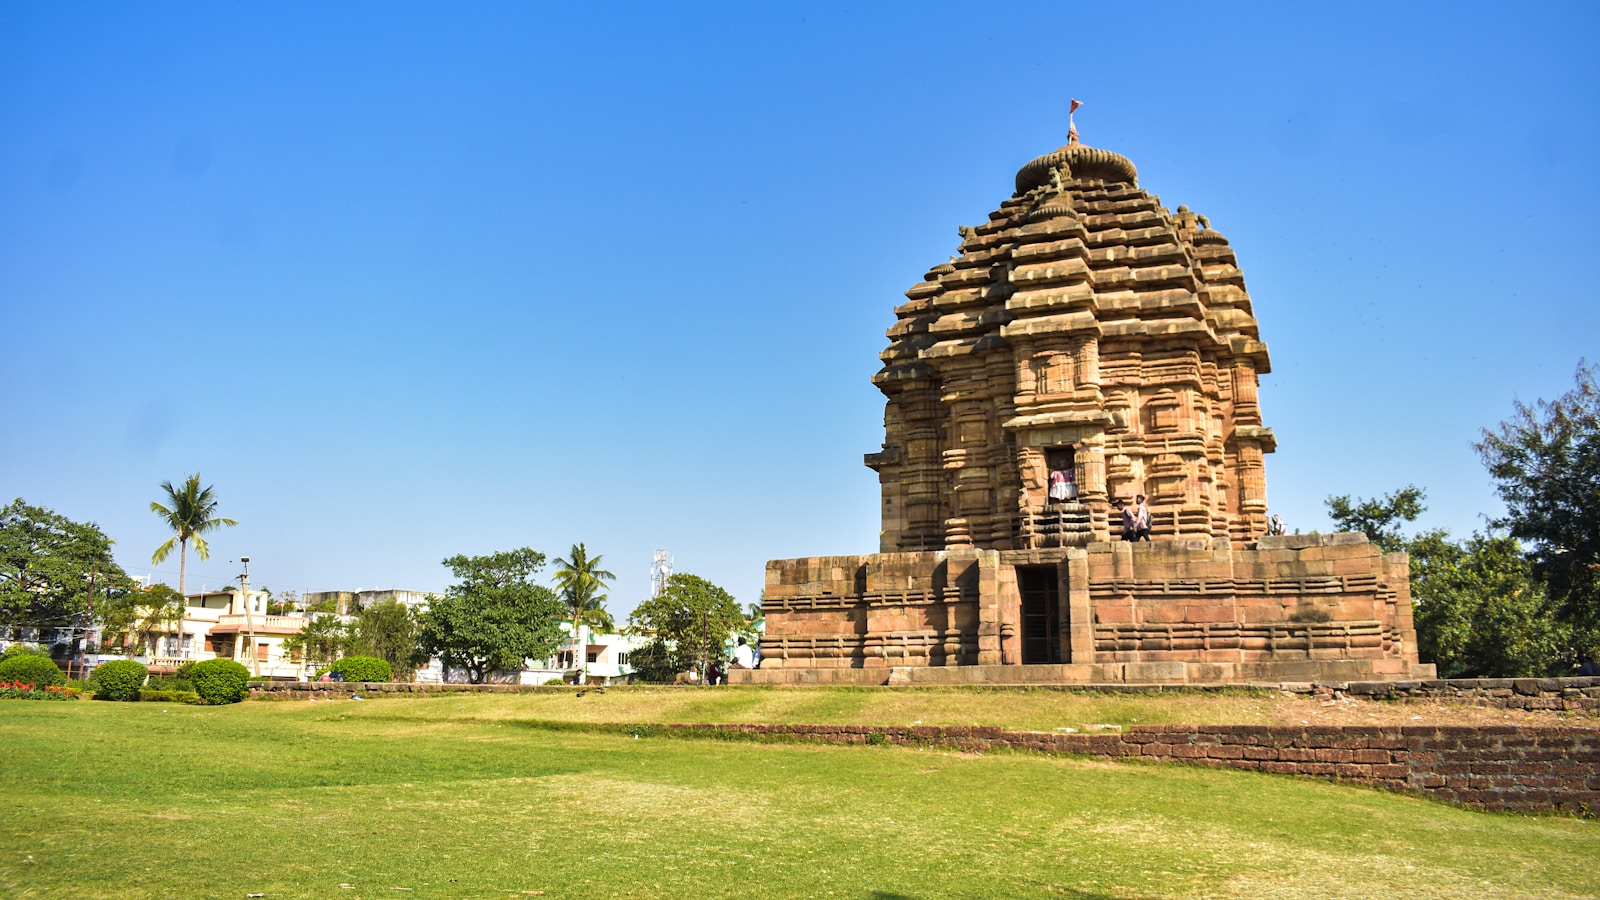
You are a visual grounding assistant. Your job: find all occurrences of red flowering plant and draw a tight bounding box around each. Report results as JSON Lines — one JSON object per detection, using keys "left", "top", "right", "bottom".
{"left": 0, "top": 680, "right": 76, "bottom": 700}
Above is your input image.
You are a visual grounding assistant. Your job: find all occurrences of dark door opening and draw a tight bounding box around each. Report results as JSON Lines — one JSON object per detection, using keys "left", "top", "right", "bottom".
{"left": 1018, "top": 565, "right": 1062, "bottom": 664}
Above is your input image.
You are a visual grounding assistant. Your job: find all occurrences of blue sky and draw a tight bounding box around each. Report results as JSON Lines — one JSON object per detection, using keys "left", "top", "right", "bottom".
{"left": 3, "top": 2, "right": 1597, "bottom": 617}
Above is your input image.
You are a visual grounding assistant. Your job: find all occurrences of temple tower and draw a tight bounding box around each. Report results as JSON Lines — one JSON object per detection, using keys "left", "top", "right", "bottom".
{"left": 867, "top": 140, "right": 1276, "bottom": 552}
{"left": 748, "top": 125, "right": 1428, "bottom": 687}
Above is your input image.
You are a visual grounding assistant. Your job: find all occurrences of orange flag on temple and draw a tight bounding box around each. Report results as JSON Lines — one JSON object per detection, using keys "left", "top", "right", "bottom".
{"left": 1070, "top": 99, "right": 1081, "bottom": 114}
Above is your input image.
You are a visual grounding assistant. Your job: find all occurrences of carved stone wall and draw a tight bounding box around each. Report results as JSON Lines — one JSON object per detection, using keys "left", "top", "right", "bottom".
{"left": 753, "top": 534, "right": 1433, "bottom": 685}
{"left": 868, "top": 143, "right": 1274, "bottom": 551}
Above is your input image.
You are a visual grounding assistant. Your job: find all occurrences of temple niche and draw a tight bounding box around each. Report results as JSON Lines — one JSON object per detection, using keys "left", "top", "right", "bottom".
{"left": 742, "top": 130, "right": 1432, "bottom": 686}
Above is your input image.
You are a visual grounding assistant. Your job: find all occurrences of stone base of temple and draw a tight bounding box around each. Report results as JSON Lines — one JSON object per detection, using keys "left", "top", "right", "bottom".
{"left": 729, "top": 659, "right": 1435, "bottom": 686}
{"left": 748, "top": 533, "right": 1432, "bottom": 686}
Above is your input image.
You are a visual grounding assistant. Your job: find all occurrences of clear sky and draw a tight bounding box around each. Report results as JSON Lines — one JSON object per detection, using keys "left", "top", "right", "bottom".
{"left": 3, "top": 2, "right": 1597, "bottom": 618}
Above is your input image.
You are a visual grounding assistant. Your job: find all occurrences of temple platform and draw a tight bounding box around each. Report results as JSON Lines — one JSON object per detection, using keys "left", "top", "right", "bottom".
{"left": 746, "top": 534, "right": 1434, "bottom": 686}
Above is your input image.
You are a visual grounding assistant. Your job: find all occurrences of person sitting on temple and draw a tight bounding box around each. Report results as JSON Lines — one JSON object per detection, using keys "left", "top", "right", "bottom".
{"left": 731, "top": 636, "right": 756, "bottom": 670}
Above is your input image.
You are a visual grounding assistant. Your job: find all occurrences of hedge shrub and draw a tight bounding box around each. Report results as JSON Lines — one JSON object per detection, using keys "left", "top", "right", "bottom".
{"left": 0, "top": 654, "right": 67, "bottom": 689}
{"left": 94, "top": 660, "right": 149, "bottom": 701}
{"left": 139, "top": 689, "right": 200, "bottom": 704}
{"left": 189, "top": 659, "right": 251, "bottom": 704}
{"left": 328, "top": 656, "right": 392, "bottom": 682}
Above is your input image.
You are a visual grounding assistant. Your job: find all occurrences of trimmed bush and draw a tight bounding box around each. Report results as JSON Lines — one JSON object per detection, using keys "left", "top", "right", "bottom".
{"left": 94, "top": 660, "right": 149, "bottom": 701}
{"left": 328, "top": 656, "right": 392, "bottom": 683}
{"left": 189, "top": 659, "right": 251, "bottom": 704}
{"left": 174, "top": 660, "right": 197, "bottom": 681}
{"left": 139, "top": 689, "right": 200, "bottom": 704}
{"left": 0, "top": 654, "right": 67, "bottom": 689}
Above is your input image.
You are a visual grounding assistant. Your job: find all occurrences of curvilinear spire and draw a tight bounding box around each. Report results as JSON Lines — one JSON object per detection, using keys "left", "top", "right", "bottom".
{"left": 867, "top": 114, "right": 1275, "bottom": 551}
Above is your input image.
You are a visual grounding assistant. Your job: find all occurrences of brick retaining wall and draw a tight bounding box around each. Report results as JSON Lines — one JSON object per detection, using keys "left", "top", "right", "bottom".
{"left": 251, "top": 675, "right": 1600, "bottom": 713}
{"left": 247, "top": 679, "right": 1599, "bottom": 813}
{"left": 661, "top": 722, "right": 1597, "bottom": 814}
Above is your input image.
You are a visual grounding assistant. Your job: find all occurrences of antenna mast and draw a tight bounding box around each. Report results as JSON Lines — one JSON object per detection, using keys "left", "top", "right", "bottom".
{"left": 650, "top": 549, "right": 673, "bottom": 598}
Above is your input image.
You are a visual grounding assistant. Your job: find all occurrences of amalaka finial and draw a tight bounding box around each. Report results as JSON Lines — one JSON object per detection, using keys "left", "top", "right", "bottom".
{"left": 1068, "top": 98, "right": 1082, "bottom": 147}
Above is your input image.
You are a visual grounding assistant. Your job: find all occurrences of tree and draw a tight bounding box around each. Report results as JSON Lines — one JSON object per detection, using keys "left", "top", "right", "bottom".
{"left": 149, "top": 474, "right": 237, "bottom": 596}
{"left": 283, "top": 613, "right": 352, "bottom": 673}
{"left": 1475, "top": 361, "right": 1600, "bottom": 631}
{"left": 627, "top": 573, "right": 743, "bottom": 680}
{"left": 123, "top": 584, "right": 188, "bottom": 658}
{"left": 265, "top": 589, "right": 299, "bottom": 615}
{"left": 0, "top": 499, "right": 132, "bottom": 643}
{"left": 553, "top": 543, "right": 616, "bottom": 682}
{"left": 1325, "top": 484, "right": 1427, "bottom": 553}
{"left": 1409, "top": 530, "right": 1571, "bottom": 677}
{"left": 413, "top": 548, "right": 566, "bottom": 683}
{"left": 1324, "top": 489, "right": 1578, "bottom": 677}
{"left": 351, "top": 600, "right": 420, "bottom": 681}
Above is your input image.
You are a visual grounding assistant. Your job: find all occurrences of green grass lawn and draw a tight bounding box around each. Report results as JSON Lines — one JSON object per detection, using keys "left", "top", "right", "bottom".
{"left": 324, "top": 684, "right": 1293, "bottom": 732}
{"left": 2, "top": 696, "right": 1595, "bottom": 899}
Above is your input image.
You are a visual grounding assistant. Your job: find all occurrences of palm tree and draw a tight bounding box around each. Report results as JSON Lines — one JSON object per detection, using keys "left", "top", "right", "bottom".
{"left": 150, "top": 474, "right": 238, "bottom": 596}
{"left": 553, "top": 543, "right": 616, "bottom": 683}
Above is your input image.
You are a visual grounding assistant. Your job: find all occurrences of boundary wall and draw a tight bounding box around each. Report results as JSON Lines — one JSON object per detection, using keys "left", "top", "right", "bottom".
{"left": 247, "top": 677, "right": 1600, "bottom": 813}
{"left": 654, "top": 722, "right": 1599, "bottom": 814}
{"left": 250, "top": 675, "right": 1600, "bottom": 714}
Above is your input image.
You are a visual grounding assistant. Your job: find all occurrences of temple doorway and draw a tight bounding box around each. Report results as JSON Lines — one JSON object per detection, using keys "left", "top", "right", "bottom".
{"left": 1017, "top": 565, "right": 1063, "bottom": 664}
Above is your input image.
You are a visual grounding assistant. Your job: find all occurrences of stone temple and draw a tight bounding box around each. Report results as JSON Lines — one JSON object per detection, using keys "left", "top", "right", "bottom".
{"left": 739, "top": 130, "right": 1435, "bottom": 686}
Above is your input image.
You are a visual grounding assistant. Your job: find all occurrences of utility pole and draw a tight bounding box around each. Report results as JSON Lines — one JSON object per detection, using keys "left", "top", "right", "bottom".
{"left": 240, "top": 557, "right": 257, "bottom": 677}
{"left": 77, "top": 564, "right": 97, "bottom": 681}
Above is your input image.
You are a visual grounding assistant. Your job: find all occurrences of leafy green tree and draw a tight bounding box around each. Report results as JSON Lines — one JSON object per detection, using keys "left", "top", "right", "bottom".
{"left": 1409, "top": 530, "right": 1571, "bottom": 677}
{"left": 351, "top": 600, "right": 419, "bottom": 680}
{"left": 553, "top": 543, "right": 616, "bottom": 682}
{"left": 1325, "top": 485, "right": 1426, "bottom": 553}
{"left": 283, "top": 613, "right": 352, "bottom": 673}
{"left": 125, "top": 584, "right": 188, "bottom": 657}
{"left": 413, "top": 548, "right": 566, "bottom": 683}
{"left": 0, "top": 498, "right": 132, "bottom": 639}
{"left": 1475, "top": 361, "right": 1600, "bottom": 632}
{"left": 0, "top": 643, "right": 51, "bottom": 660}
{"left": 265, "top": 589, "right": 299, "bottom": 615}
{"left": 622, "top": 638, "right": 686, "bottom": 684}
{"left": 149, "top": 474, "right": 237, "bottom": 596}
{"left": 627, "top": 573, "right": 743, "bottom": 679}
{"left": 1324, "top": 489, "right": 1578, "bottom": 676}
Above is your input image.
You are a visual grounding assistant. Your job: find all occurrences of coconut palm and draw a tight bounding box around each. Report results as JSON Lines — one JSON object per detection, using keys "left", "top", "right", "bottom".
{"left": 149, "top": 474, "right": 237, "bottom": 596}
{"left": 553, "top": 543, "right": 616, "bottom": 682}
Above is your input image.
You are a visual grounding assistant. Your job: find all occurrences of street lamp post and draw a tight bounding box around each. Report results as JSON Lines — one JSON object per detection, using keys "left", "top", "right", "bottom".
{"left": 239, "top": 557, "right": 257, "bottom": 677}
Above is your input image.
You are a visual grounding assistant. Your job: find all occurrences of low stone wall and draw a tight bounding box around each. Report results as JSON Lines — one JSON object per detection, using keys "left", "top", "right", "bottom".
{"left": 254, "top": 676, "right": 1600, "bottom": 715}
{"left": 1333, "top": 676, "right": 1600, "bottom": 713}
{"left": 658, "top": 722, "right": 1599, "bottom": 814}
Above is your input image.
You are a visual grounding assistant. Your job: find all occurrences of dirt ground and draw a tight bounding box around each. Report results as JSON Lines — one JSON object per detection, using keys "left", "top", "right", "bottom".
{"left": 1265, "top": 692, "right": 1594, "bottom": 728}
